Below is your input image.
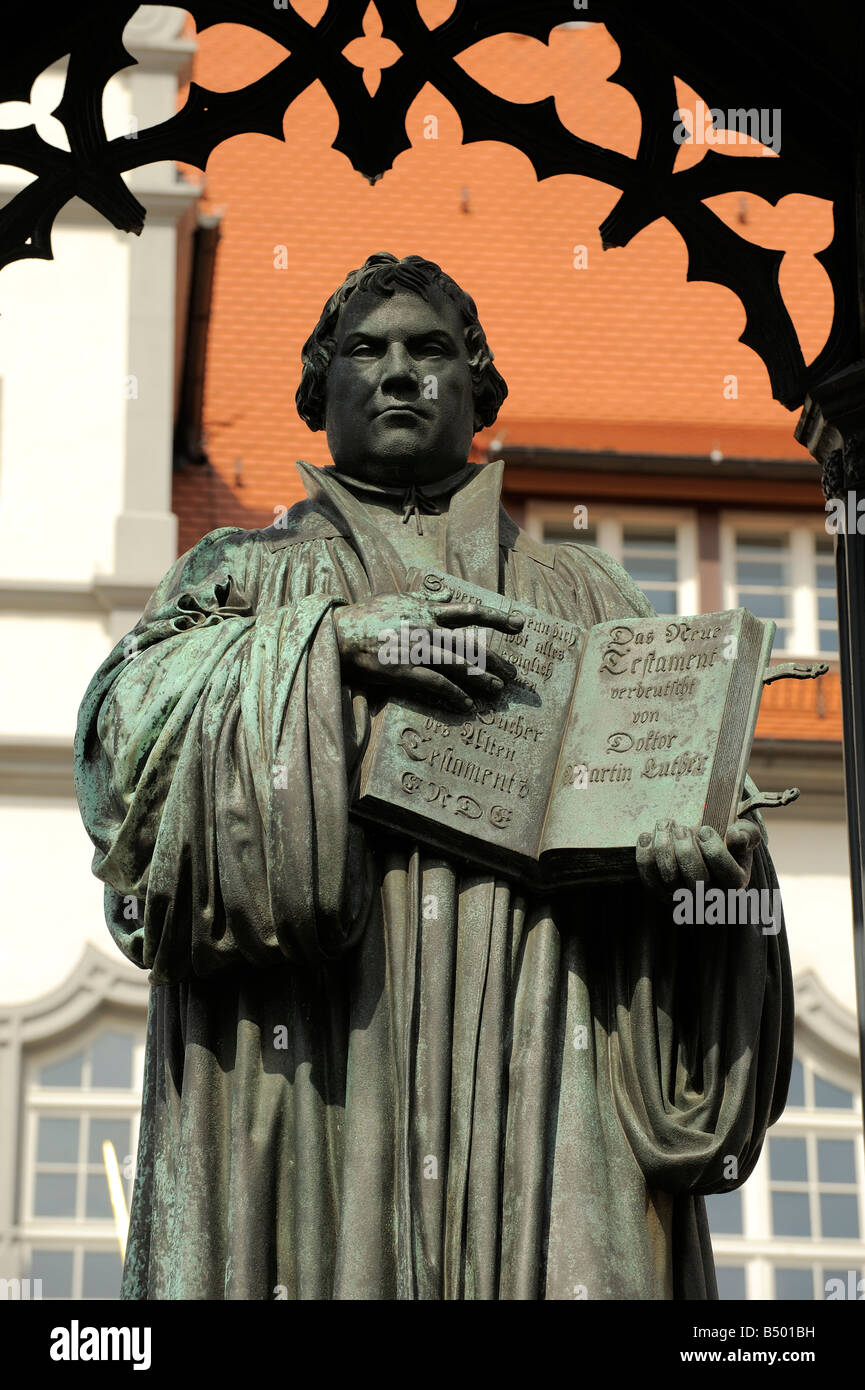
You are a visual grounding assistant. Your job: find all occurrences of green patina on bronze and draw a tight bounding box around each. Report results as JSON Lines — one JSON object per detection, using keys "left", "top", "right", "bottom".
{"left": 74, "top": 254, "right": 793, "bottom": 1300}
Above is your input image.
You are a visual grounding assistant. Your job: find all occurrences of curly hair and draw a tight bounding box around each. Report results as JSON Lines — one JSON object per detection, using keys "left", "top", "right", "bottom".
{"left": 296, "top": 253, "right": 508, "bottom": 434}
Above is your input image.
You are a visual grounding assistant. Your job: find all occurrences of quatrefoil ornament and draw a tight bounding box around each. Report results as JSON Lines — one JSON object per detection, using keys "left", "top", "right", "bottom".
{"left": 342, "top": 3, "right": 402, "bottom": 97}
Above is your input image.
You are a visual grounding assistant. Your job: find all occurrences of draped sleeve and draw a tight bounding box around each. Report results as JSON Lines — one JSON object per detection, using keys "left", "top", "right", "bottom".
{"left": 551, "top": 539, "right": 794, "bottom": 1194}
{"left": 74, "top": 527, "right": 374, "bottom": 983}
{"left": 601, "top": 845, "right": 793, "bottom": 1195}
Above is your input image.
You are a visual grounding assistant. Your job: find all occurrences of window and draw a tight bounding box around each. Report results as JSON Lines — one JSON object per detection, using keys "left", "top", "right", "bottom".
{"left": 540, "top": 520, "right": 600, "bottom": 547}
{"left": 773, "top": 1264, "right": 862, "bottom": 1300}
{"left": 715, "top": 1264, "right": 747, "bottom": 1299}
{"left": 620, "top": 526, "right": 680, "bottom": 617}
{"left": 708, "top": 1056, "right": 865, "bottom": 1300}
{"left": 769, "top": 1133, "right": 859, "bottom": 1240}
{"left": 22, "top": 1020, "right": 144, "bottom": 1300}
{"left": 815, "top": 536, "right": 838, "bottom": 656}
{"left": 721, "top": 516, "right": 838, "bottom": 658}
{"left": 705, "top": 1190, "right": 743, "bottom": 1235}
{"left": 525, "top": 504, "right": 698, "bottom": 617}
{"left": 731, "top": 533, "right": 792, "bottom": 649}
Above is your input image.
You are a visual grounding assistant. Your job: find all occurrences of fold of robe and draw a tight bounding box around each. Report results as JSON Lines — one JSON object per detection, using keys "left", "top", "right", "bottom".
{"left": 74, "top": 461, "right": 793, "bottom": 1301}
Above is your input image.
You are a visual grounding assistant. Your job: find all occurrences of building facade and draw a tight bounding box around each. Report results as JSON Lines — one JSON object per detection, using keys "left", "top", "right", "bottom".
{"left": 0, "top": 6, "right": 197, "bottom": 1298}
{"left": 0, "top": 7, "right": 861, "bottom": 1300}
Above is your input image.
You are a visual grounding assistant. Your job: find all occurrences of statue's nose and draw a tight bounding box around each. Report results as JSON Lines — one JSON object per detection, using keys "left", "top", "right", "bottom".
{"left": 380, "top": 343, "right": 418, "bottom": 392}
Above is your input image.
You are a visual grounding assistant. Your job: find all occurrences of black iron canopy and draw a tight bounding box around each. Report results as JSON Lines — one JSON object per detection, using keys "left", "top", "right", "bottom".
{"left": 1, "top": 0, "right": 863, "bottom": 410}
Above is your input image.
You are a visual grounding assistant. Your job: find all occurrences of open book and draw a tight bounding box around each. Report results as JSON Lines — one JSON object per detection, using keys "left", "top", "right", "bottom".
{"left": 353, "top": 569, "right": 779, "bottom": 885}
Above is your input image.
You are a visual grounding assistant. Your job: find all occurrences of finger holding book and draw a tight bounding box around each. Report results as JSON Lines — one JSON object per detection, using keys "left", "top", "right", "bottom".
{"left": 636, "top": 818, "right": 763, "bottom": 898}
{"left": 333, "top": 592, "right": 523, "bottom": 710}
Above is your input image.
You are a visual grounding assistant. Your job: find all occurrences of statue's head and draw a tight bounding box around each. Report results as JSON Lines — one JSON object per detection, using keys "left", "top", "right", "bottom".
{"left": 296, "top": 253, "right": 507, "bottom": 486}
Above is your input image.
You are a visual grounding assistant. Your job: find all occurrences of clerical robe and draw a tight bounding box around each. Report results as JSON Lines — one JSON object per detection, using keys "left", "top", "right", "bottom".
{"left": 74, "top": 461, "right": 793, "bottom": 1300}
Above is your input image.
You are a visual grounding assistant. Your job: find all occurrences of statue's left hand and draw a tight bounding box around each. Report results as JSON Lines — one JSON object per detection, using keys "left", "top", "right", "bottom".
{"left": 635, "top": 819, "right": 762, "bottom": 898}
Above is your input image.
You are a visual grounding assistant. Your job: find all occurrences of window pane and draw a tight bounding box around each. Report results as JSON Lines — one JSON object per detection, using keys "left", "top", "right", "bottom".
{"left": 818, "top": 628, "right": 839, "bottom": 654}
{"left": 39, "top": 1053, "right": 83, "bottom": 1088}
{"left": 736, "top": 559, "right": 786, "bottom": 587}
{"left": 642, "top": 588, "right": 677, "bottom": 615}
{"left": 771, "top": 628, "right": 788, "bottom": 651}
{"left": 737, "top": 534, "right": 786, "bottom": 552}
{"left": 772, "top": 1191, "right": 811, "bottom": 1237}
{"left": 37, "top": 1116, "right": 80, "bottom": 1164}
{"left": 85, "top": 1173, "right": 114, "bottom": 1220}
{"left": 770, "top": 1136, "right": 808, "bottom": 1181}
{"left": 542, "top": 523, "right": 598, "bottom": 546}
{"left": 786, "top": 1058, "right": 805, "bottom": 1107}
{"left": 623, "top": 528, "right": 676, "bottom": 548}
{"left": 705, "top": 1191, "right": 743, "bottom": 1235}
{"left": 816, "top": 560, "right": 834, "bottom": 588}
{"left": 820, "top": 1194, "right": 859, "bottom": 1239}
{"left": 818, "top": 595, "right": 837, "bottom": 622}
{"left": 739, "top": 591, "right": 787, "bottom": 620}
{"left": 716, "top": 1266, "right": 746, "bottom": 1299}
{"left": 814, "top": 1075, "right": 854, "bottom": 1109}
{"left": 623, "top": 555, "right": 677, "bottom": 584}
{"left": 33, "top": 1173, "right": 77, "bottom": 1218}
{"left": 815, "top": 536, "right": 834, "bottom": 557}
{"left": 823, "top": 1268, "right": 862, "bottom": 1299}
{"left": 29, "top": 1249, "right": 74, "bottom": 1298}
{"left": 817, "top": 1139, "right": 857, "bottom": 1184}
{"left": 82, "top": 1250, "right": 123, "bottom": 1299}
{"left": 775, "top": 1267, "right": 814, "bottom": 1300}
{"left": 89, "top": 1031, "right": 133, "bottom": 1089}
{"left": 88, "top": 1118, "right": 131, "bottom": 1166}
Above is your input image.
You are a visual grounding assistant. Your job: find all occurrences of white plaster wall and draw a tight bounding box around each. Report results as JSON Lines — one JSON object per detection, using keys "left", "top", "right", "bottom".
{"left": 767, "top": 817, "right": 856, "bottom": 1013}
{"left": 0, "top": 24, "right": 191, "bottom": 1013}
{"left": 0, "top": 223, "right": 131, "bottom": 583}
{"left": 0, "top": 797, "right": 113, "bottom": 1002}
{"left": 1, "top": 802, "right": 855, "bottom": 1017}
{"left": 0, "top": 64, "right": 134, "bottom": 583}
{"left": 0, "top": 614, "right": 111, "bottom": 738}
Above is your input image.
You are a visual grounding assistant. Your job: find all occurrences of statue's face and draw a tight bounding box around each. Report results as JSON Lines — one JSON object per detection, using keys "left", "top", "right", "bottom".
{"left": 324, "top": 289, "right": 475, "bottom": 486}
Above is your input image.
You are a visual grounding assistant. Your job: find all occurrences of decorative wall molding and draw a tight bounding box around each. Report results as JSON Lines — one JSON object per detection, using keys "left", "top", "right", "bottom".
{"left": 0, "top": 735, "right": 74, "bottom": 797}
{"left": 0, "top": 577, "right": 153, "bottom": 615}
{"left": 0, "top": 943, "right": 147, "bottom": 1280}
{"left": 749, "top": 741, "right": 845, "bottom": 822}
{"left": 794, "top": 968, "right": 861, "bottom": 1092}
{"left": 125, "top": 4, "right": 197, "bottom": 72}
{"left": 0, "top": 942, "right": 148, "bottom": 1048}
{"left": 0, "top": 175, "right": 203, "bottom": 221}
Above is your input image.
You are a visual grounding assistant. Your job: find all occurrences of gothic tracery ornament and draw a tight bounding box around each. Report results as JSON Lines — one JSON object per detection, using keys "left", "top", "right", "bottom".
{"left": 1, "top": 0, "right": 860, "bottom": 410}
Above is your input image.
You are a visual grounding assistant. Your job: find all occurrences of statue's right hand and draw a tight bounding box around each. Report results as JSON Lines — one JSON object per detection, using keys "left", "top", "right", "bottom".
{"left": 333, "top": 592, "right": 524, "bottom": 711}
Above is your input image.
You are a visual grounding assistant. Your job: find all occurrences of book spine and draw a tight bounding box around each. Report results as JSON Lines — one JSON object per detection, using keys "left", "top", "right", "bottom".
{"left": 536, "top": 635, "right": 588, "bottom": 857}
{"left": 702, "top": 614, "right": 773, "bottom": 833}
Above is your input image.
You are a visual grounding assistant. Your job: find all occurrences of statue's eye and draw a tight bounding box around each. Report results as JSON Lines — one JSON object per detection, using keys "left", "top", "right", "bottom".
{"left": 349, "top": 341, "right": 379, "bottom": 357}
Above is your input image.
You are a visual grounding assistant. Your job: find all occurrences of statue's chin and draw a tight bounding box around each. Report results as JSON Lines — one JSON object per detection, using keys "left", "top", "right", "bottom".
{"left": 330, "top": 452, "right": 468, "bottom": 488}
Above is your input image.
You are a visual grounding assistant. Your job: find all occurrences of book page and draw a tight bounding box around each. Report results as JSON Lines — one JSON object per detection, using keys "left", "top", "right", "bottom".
{"left": 357, "top": 570, "right": 582, "bottom": 863}
{"left": 540, "top": 611, "right": 764, "bottom": 857}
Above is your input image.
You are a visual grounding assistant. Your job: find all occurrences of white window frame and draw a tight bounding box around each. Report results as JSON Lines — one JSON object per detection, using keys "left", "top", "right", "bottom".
{"left": 712, "top": 1053, "right": 865, "bottom": 1301}
{"left": 524, "top": 502, "right": 699, "bottom": 616}
{"left": 720, "top": 512, "right": 838, "bottom": 659}
{"left": 21, "top": 1012, "right": 145, "bottom": 1298}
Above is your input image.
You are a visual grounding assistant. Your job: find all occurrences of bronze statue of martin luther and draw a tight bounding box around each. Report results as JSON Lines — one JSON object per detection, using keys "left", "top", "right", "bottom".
{"left": 75, "top": 253, "right": 792, "bottom": 1300}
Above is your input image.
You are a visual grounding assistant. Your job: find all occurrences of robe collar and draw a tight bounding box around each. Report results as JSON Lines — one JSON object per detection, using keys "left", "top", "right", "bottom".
{"left": 327, "top": 462, "right": 476, "bottom": 535}
{"left": 296, "top": 458, "right": 526, "bottom": 593}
